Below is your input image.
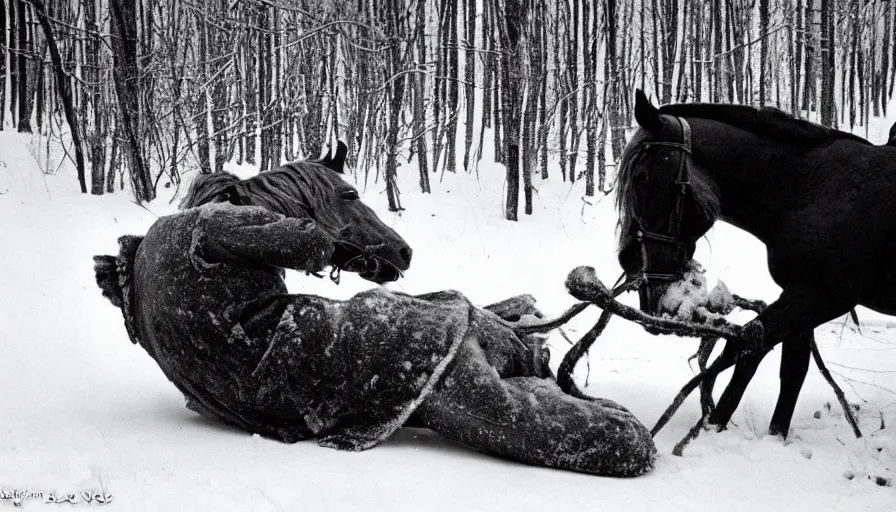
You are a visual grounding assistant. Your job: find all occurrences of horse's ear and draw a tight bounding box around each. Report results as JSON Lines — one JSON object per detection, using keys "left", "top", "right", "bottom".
{"left": 634, "top": 89, "right": 663, "bottom": 132}
{"left": 318, "top": 141, "right": 348, "bottom": 174}
{"left": 329, "top": 141, "right": 347, "bottom": 173}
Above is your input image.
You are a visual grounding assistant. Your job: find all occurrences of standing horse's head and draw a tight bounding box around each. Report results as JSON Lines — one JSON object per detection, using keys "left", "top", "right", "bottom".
{"left": 615, "top": 91, "right": 719, "bottom": 315}
{"left": 180, "top": 142, "right": 412, "bottom": 284}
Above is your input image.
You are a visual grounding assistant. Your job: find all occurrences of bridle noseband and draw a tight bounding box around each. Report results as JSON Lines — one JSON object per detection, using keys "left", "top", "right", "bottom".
{"left": 627, "top": 115, "right": 693, "bottom": 287}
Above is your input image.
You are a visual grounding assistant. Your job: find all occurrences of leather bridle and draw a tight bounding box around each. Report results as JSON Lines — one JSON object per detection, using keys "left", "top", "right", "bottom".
{"left": 626, "top": 115, "right": 693, "bottom": 288}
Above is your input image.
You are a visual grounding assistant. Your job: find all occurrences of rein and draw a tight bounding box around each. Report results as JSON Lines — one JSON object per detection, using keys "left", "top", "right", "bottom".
{"left": 306, "top": 239, "right": 405, "bottom": 284}
{"left": 628, "top": 115, "right": 693, "bottom": 286}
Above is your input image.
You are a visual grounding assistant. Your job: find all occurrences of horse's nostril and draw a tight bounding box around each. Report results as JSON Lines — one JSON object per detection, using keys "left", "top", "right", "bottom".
{"left": 399, "top": 246, "right": 413, "bottom": 265}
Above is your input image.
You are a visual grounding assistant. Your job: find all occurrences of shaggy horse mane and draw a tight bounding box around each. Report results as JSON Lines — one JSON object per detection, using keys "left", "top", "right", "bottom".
{"left": 179, "top": 161, "right": 349, "bottom": 233}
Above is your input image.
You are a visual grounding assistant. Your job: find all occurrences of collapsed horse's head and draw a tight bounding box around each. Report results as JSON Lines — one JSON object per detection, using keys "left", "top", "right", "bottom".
{"left": 614, "top": 90, "right": 719, "bottom": 315}
{"left": 179, "top": 142, "right": 412, "bottom": 284}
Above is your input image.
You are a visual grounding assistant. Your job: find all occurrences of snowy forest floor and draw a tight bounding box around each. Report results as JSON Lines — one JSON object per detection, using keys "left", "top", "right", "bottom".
{"left": 1, "top": 127, "right": 895, "bottom": 511}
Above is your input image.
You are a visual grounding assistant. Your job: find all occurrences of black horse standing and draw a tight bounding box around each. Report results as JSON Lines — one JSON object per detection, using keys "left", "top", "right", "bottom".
{"left": 616, "top": 90, "right": 896, "bottom": 437}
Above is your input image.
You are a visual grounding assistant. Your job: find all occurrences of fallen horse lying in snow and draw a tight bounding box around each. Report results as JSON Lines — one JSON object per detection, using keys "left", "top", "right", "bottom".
{"left": 92, "top": 147, "right": 656, "bottom": 477}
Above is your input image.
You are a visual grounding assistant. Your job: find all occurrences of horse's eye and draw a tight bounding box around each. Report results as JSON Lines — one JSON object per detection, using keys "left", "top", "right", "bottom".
{"left": 342, "top": 189, "right": 359, "bottom": 201}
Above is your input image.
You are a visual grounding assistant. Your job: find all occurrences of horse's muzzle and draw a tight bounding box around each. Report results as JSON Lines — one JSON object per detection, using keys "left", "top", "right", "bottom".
{"left": 638, "top": 282, "right": 670, "bottom": 317}
{"left": 357, "top": 254, "right": 403, "bottom": 284}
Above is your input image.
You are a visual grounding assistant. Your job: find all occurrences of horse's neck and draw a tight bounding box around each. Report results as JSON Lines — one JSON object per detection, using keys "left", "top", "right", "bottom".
{"left": 697, "top": 128, "right": 800, "bottom": 244}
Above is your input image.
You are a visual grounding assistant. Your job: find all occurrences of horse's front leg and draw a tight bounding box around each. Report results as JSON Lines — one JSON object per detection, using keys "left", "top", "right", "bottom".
{"left": 768, "top": 330, "right": 813, "bottom": 437}
{"left": 707, "top": 341, "right": 769, "bottom": 431}
{"left": 196, "top": 206, "right": 335, "bottom": 274}
{"left": 709, "top": 287, "right": 852, "bottom": 437}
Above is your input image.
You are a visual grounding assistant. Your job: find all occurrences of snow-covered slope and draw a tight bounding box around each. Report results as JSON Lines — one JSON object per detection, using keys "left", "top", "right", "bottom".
{"left": 1, "top": 130, "right": 893, "bottom": 510}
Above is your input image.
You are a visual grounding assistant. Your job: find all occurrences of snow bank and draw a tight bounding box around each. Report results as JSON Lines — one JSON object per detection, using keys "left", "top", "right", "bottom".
{"left": 1, "top": 129, "right": 893, "bottom": 511}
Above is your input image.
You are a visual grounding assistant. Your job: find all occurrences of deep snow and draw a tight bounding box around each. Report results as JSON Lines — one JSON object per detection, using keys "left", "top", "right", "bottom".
{"left": 1, "top": 128, "right": 894, "bottom": 511}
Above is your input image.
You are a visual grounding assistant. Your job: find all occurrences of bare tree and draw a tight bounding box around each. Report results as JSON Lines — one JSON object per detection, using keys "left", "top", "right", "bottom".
{"left": 462, "top": 0, "right": 475, "bottom": 171}
{"left": 384, "top": 0, "right": 406, "bottom": 211}
{"left": 27, "top": 0, "right": 87, "bottom": 192}
{"left": 820, "top": 0, "right": 836, "bottom": 127}
{"left": 500, "top": 0, "right": 526, "bottom": 221}
{"left": 110, "top": 0, "right": 154, "bottom": 202}
{"left": 15, "top": 0, "right": 30, "bottom": 133}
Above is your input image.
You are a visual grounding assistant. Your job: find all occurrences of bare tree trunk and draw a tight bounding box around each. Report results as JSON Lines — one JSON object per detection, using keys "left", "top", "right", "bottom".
{"left": 759, "top": 0, "right": 769, "bottom": 106}
{"left": 195, "top": 5, "right": 211, "bottom": 174}
{"left": 858, "top": 33, "right": 866, "bottom": 128}
{"left": 557, "top": 0, "right": 568, "bottom": 181}
{"left": 822, "top": 0, "right": 838, "bottom": 127}
{"left": 110, "top": 0, "right": 154, "bottom": 202}
{"left": 569, "top": 0, "right": 579, "bottom": 182}
{"left": 501, "top": 0, "right": 525, "bottom": 221}
{"left": 882, "top": 0, "right": 891, "bottom": 116}
{"left": 491, "top": 0, "right": 502, "bottom": 164}
{"left": 891, "top": 0, "right": 896, "bottom": 97}
{"left": 871, "top": 0, "right": 880, "bottom": 118}
{"left": 462, "top": 0, "right": 475, "bottom": 171}
{"left": 211, "top": 0, "right": 231, "bottom": 173}
{"left": 711, "top": 0, "right": 721, "bottom": 101}
{"left": 693, "top": 0, "right": 703, "bottom": 101}
{"left": 724, "top": 0, "right": 737, "bottom": 102}
{"left": 85, "top": 0, "right": 106, "bottom": 194}
{"left": 27, "top": 0, "right": 87, "bottom": 192}
{"left": 258, "top": 6, "right": 271, "bottom": 169}
{"left": 432, "top": 0, "right": 447, "bottom": 172}
{"left": 620, "top": 0, "right": 633, "bottom": 117}
{"left": 598, "top": 106, "right": 607, "bottom": 192}
{"left": 269, "top": 5, "right": 281, "bottom": 168}
{"left": 34, "top": 42, "right": 44, "bottom": 133}
{"left": 107, "top": 132, "right": 118, "bottom": 193}
{"left": 481, "top": 0, "right": 492, "bottom": 132}
{"left": 16, "top": 0, "right": 30, "bottom": 133}
{"left": 652, "top": 0, "right": 662, "bottom": 100}
{"left": 803, "top": 0, "right": 815, "bottom": 112}
{"left": 607, "top": 0, "right": 624, "bottom": 161}
{"left": 415, "top": 0, "right": 430, "bottom": 192}
{"left": 582, "top": 0, "right": 594, "bottom": 196}
{"left": 384, "top": 0, "right": 404, "bottom": 211}
{"left": 522, "top": 13, "right": 538, "bottom": 214}
{"left": 537, "top": 0, "right": 548, "bottom": 180}
{"left": 8, "top": 0, "right": 16, "bottom": 128}
{"left": 662, "top": 0, "right": 679, "bottom": 104}
{"left": 0, "top": 0, "right": 6, "bottom": 130}
{"left": 792, "top": 0, "right": 803, "bottom": 113}
{"left": 675, "top": 0, "right": 688, "bottom": 102}
{"left": 445, "top": 0, "right": 459, "bottom": 173}
{"left": 244, "top": 5, "right": 257, "bottom": 165}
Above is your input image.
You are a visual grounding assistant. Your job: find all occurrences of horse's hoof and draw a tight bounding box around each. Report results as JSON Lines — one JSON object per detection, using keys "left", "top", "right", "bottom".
{"left": 768, "top": 424, "right": 797, "bottom": 442}
{"left": 705, "top": 416, "right": 729, "bottom": 433}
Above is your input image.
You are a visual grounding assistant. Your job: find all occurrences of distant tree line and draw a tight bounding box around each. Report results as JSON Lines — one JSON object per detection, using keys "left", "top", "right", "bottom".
{"left": 2, "top": 0, "right": 894, "bottom": 218}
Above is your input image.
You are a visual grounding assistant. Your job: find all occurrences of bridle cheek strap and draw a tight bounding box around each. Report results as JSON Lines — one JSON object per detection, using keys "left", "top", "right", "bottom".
{"left": 631, "top": 116, "right": 693, "bottom": 285}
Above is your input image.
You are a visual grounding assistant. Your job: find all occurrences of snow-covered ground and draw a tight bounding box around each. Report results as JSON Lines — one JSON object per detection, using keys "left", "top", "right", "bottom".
{"left": 1, "top": 128, "right": 894, "bottom": 511}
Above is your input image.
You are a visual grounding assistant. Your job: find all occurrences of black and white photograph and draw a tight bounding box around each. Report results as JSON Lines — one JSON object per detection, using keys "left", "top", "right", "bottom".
{"left": 1, "top": 0, "right": 894, "bottom": 509}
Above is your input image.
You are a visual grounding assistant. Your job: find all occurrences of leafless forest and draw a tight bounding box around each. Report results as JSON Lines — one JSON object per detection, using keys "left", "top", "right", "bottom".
{"left": 4, "top": 0, "right": 894, "bottom": 218}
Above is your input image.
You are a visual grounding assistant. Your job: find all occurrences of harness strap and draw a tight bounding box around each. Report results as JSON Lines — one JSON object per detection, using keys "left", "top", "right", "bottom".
{"left": 642, "top": 141, "right": 691, "bottom": 154}
{"left": 629, "top": 115, "right": 693, "bottom": 287}
{"left": 637, "top": 229, "right": 683, "bottom": 246}
{"left": 643, "top": 273, "right": 682, "bottom": 283}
